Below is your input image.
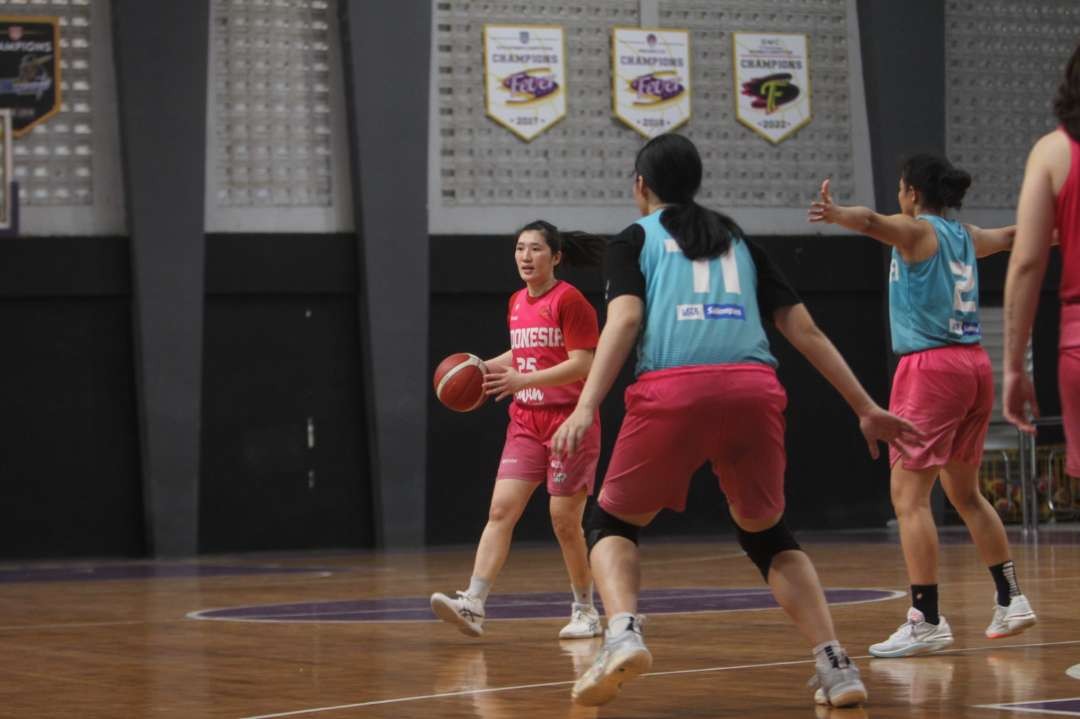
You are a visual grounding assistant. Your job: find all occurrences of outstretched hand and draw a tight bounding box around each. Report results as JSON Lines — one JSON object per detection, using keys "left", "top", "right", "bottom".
{"left": 808, "top": 178, "right": 837, "bottom": 224}
{"left": 858, "top": 405, "right": 923, "bottom": 460}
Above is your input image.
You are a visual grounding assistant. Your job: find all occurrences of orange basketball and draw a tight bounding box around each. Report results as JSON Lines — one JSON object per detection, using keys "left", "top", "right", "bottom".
{"left": 433, "top": 353, "right": 487, "bottom": 412}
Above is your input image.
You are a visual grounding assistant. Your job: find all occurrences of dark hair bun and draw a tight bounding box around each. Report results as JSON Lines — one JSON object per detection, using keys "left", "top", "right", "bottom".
{"left": 939, "top": 168, "right": 972, "bottom": 209}
{"left": 900, "top": 153, "right": 971, "bottom": 210}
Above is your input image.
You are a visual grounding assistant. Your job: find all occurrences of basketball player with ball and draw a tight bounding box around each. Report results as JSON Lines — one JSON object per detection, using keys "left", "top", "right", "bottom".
{"left": 431, "top": 220, "right": 606, "bottom": 640}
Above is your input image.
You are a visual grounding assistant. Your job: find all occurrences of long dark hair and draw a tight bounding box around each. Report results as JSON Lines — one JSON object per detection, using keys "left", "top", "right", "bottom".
{"left": 1055, "top": 42, "right": 1080, "bottom": 141}
{"left": 516, "top": 220, "right": 604, "bottom": 268}
{"left": 633, "top": 133, "right": 742, "bottom": 260}
{"left": 899, "top": 153, "right": 972, "bottom": 211}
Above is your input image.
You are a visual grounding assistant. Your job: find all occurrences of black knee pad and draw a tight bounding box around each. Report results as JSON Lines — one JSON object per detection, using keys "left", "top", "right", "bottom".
{"left": 585, "top": 504, "right": 640, "bottom": 551}
{"left": 736, "top": 520, "right": 801, "bottom": 581}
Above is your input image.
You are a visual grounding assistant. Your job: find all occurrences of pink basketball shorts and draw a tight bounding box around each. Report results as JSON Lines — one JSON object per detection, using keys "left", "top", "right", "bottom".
{"left": 495, "top": 402, "right": 599, "bottom": 496}
{"left": 1061, "top": 304, "right": 1080, "bottom": 477}
{"left": 598, "top": 364, "right": 788, "bottom": 521}
{"left": 888, "top": 344, "right": 993, "bottom": 470}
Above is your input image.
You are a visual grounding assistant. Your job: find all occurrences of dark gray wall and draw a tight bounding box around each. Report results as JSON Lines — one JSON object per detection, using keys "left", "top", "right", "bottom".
{"left": 0, "top": 237, "right": 143, "bottom": 559}
{"left": 857, "top": 0, "right": 946, "bottom": 214}
{"left": 113, "top": 0, "right": 210, "bottom": 556}
{"left": 199, "top": 235, "right": 373, "bottom": 553}
{"left": 339, "top": 1, "right": 431, "bottom": 548}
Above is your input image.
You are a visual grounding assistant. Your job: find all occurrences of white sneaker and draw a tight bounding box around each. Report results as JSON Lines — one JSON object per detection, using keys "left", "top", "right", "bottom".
{"left": 809, "top": 645, "right": 867, "bottom": 707}
{"left": 869, "top": 608, "right": 954, "bottom": 658}
{"left": 559, "top": 602, "right": 602, "bottom": 639}
{"left": 430, "top": 591, "right": 485, "bottom": 637}
{"left": 572, "top": 617, "right": 652, "bottom": 706}
{"left": 985, "top": 594, "right": 1037, "bottom": 639}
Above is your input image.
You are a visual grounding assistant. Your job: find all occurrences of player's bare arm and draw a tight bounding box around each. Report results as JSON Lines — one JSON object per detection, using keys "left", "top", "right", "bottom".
{"left": 552, "top": 296, "right": 642, "bottom": 456}
{"left": 808, "top": 178, "right": 929, "bottom": 256}
{"left": 772, "top": 302, "right": 922, "bottom": 458}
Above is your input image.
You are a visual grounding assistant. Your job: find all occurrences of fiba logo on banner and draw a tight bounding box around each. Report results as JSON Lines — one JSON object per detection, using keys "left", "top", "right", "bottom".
{"left": 484, "top": 24, "right": 567, "bottom": 141}
{"left": 612, "top": 27, "right": 691, "bottom": 138}
{"left": 732, "top": 33, "right": 811, "bottom": 144}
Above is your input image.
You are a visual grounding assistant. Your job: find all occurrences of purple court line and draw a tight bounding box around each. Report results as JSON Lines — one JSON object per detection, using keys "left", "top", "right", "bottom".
{"left": 0, "top": 564, "right": 334, "bottom": 584}
{"left": 188, "top": 587, "right": 902, "bottom": 623}
{"left": 974, "top": 698, "right": 1080, "bottom": 716}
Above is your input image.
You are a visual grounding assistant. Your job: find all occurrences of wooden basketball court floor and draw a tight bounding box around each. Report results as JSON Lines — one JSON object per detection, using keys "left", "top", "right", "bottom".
{"left": 2, "top": 529, "right": 1079, "bottom": 718}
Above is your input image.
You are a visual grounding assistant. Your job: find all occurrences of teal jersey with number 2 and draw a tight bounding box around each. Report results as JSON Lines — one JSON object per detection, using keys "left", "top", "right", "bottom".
{"left": 888, "top": 214, "right": 981, "bottom": 355}
{"left": 634, "top": 209, "right": 777, "bottom": 375}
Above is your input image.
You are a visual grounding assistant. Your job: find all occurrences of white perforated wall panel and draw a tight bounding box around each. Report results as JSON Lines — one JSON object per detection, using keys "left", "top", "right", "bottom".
{"left": 946, "top": 0, "right": 1080, "bottom": 218}
{"left": 0, "top": 0, "right": 125, "bottom": 235}
{"left": 428, "top": 0, "right": 874, "bottom": 235}
{"left": 205, "top": 0, "right": 353, "bottom": 232}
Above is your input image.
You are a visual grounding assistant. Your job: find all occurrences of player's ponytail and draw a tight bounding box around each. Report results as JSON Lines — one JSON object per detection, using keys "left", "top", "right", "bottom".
{"left": 634, "top": 133, "right": 738, "bottom": 260}
{"left": 516, "top": 220, "right": 604, "bottom": 268}
{"left": 1054, "top": 41, "right": 1080, "bottom": 142}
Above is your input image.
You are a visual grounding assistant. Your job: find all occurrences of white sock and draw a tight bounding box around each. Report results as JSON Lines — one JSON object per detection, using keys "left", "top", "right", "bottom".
{"left": 572, "top": 583, "right": 594, "bottom": 607}
{"left": 813, "top": 640, "right": 850, "bottom": 671}
{"left": 466, "top": 576, "right": 491, "bottom": 603}
{"left": 607, "top": 612, "right": 637, "bottom": 636}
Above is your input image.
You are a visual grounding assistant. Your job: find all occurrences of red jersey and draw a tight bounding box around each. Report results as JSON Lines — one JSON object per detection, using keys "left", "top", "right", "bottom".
{"left": 1056, "top": 128, "right": 1080, "bottom": 304}
{"left": 507, "top": 280, "right": 599, "bottom": 407}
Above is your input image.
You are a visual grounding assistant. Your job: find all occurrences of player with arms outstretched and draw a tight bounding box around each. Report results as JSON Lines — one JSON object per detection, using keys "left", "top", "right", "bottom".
{"left": 810, "top": 154, "right": 1037, "bottom": 657}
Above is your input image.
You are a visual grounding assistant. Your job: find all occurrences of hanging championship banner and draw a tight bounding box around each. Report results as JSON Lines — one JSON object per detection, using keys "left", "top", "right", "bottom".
{"left": 483, "top": 24, "right": 566, "bottom": 142}
{"left": 0, "top": 17, "right": 60, "bottom": 137}
{"left": 611, "top": 27, "right": 691, "bottom": 138}
{"left": 732, "top": 33, "right": 810, "bottom": 144}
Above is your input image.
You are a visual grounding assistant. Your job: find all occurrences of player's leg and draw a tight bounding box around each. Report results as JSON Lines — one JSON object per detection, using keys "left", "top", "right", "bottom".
{"left": 715, "top": 366, "right": 864, "bottom": 707}
{"left": 939, "top": 345, "right": 1033, "bottom": 639}
{"left": 729, "top": 510, "right": 866, "bottom": 708}
{"left": 872, "top": 351, "right": 963, "bottom": 656}
{"left": 940, "top": 460, "right": 1036, "bottom": 638}
{"left": 572, "top": 504, "right": 657, "bottom": 707}
{"left": 868, "top": 463, "right": 955, "bottom": 657}
{"left": 572, "top": 377, "right": 696, "bottom": 706}
{"left": 431, "top": 412, "right": 546, "bottom": 637}
{"left": 473, "top": 477, "right": 542, "bottom": 581}
{"left": 548, "top": 413, "right": 602, "bottom": 638}
{"left": 431, "top": 478, "right": 539, "bottom": 636}
{"left": 550, "top": 488, "right": 601, "bottom": 638}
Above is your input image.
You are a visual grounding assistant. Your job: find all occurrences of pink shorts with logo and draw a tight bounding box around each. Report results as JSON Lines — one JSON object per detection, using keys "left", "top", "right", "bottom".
{"left": 889, "top": 344, "right": 993, "bottom": 470}
{"left": 495, "top": 402, "right": 599, "bottom": 496}
{"left": 599, "top": 364, "right": 788, "bottom": 520}
{"left": 1061, "top": 304, "right": 1080, "bottom": 477}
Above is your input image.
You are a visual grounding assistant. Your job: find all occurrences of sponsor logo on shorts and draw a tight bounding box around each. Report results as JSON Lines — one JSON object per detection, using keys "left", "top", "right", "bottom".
{"left": 948, "top": 319, "right": 980, "bottom": 337}
{"left": 676, "top": 303, "right": 745, "bottom": 321}
{"left": 550, "top": 457, "right": 566, "bottom": 484}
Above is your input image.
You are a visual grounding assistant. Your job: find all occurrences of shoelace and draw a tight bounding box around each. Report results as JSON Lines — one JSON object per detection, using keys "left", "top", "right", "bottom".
{"left": 890, "top": 618, "right": 919, "bottom": 641}
{"left": 454, "top": 591, "right": 484, "bottom": 620}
